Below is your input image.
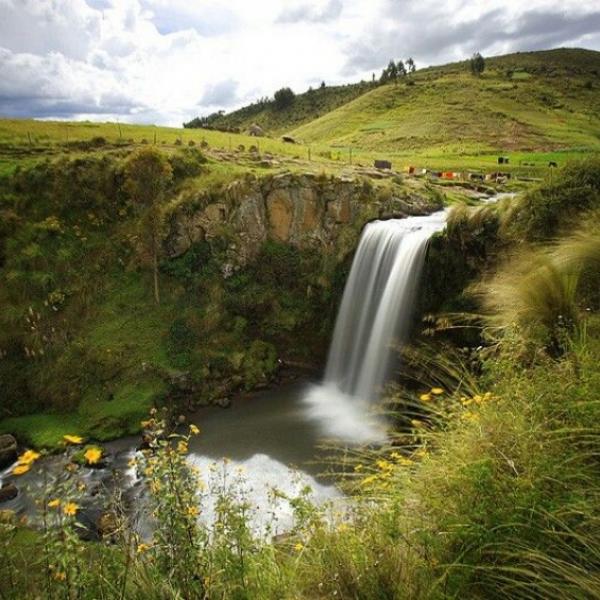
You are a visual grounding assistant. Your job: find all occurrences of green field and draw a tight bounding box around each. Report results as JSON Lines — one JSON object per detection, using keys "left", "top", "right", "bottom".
{"left": 3, "top": 50, "right": 597, "bottom": 181}
{"left": 290, "top": 50, "right": 600, "bottom": 156}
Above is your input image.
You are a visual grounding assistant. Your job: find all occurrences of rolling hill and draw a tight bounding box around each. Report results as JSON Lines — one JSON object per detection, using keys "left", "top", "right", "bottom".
{"left": 193, "top": 48, "right": 600, "bottom": 157}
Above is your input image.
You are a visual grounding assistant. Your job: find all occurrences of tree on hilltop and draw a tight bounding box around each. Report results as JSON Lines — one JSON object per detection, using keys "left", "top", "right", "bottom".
{"left": 387, "top": 60, "right": 398, "bottom": 82}
{"left": 470, "top": 52, "right": 485, "bottom": 76}
{"left": 273, "top": 87, "right": 296, "bottom": 110}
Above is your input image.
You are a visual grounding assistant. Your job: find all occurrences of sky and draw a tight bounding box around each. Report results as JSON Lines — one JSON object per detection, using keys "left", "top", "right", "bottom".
{"left": 0, "top": 0, "right": 599, "bottom": 126}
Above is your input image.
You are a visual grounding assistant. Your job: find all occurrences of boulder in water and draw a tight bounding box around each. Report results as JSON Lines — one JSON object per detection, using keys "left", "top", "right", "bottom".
{"left": 215, "top": 397, "right": 231, "bottom": 409}
{"left": 0, "top": 434, "right": 17, "bottom": 469}
{"left": 0, "top": 483, "right": 18, "bottom": 504}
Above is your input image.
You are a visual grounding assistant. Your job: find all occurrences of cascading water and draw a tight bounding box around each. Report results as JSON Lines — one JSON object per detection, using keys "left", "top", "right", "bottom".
{"left": 304, "top": 211, "right": 447, "bottom": 443}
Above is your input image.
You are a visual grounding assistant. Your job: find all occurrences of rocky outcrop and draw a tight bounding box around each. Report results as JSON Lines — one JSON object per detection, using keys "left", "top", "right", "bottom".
{"left": 164, "top": 171, "right": 442, "bottom": 267}
{"left": 0, "top": 434, "right": 17, "bottom": 469}
{"left": 0, "top": 483, "right": 18, "bottom": 504}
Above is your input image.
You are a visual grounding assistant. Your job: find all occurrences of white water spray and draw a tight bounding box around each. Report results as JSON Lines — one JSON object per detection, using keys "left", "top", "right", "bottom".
{"left": 304, "top": 211, "right": 446, "bottom": 443}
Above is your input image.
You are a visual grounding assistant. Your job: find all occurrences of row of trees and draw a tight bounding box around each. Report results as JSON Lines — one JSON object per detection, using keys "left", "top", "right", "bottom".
{"left": 379, "top": 57, "right": 416, "bottom": 83}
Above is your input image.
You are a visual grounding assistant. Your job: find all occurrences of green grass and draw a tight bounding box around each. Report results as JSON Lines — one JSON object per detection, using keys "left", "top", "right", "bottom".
{"left": 1, "top": 51, "right": 598, "bottom": 182}
{"left": 286, "top": 49, "right": 600, "bottom": 170}
{"left": 0, "top": 381, "right": 163, "bottom": 449}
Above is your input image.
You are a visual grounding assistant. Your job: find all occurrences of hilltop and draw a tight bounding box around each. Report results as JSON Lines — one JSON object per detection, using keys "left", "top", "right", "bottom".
{"left": 187, "top": 48, "right": 600, "bottom": 156}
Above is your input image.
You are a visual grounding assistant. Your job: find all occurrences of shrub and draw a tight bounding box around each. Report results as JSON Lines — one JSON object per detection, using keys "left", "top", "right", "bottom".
{"left": 502, "top": 157, "right": 600, "bottom": 241}
{"left": 168, "top": 147, "right": 207, "bottom": 179}
{"left": 273, "top": 87, "right": 295, "bottom": 110}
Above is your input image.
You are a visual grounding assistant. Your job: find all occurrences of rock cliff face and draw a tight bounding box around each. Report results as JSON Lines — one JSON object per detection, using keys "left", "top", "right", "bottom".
{"left": 164, "top": 172, "right": 442, "bottom": 267}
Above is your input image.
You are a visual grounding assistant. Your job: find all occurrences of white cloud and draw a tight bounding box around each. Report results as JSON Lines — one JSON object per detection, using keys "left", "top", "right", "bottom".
{"left": 0, "top": 0, "right": 598, "bottom": 125}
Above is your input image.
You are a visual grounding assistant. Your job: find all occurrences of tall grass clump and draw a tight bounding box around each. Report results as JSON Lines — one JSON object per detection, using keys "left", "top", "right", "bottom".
{"left": 501, "top": 156, "right": 600, "bottom": 241}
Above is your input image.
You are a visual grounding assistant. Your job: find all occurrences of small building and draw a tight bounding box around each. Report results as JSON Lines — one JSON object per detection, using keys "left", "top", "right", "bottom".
{"left": 498, "top": 156, "right": 509, "bottom": 165}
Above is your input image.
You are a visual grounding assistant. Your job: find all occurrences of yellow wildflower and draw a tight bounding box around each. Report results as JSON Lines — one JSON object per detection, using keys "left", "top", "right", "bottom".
{"left": 189, "top": 424, "right": 200, "bottom": 435}
{"left": 431, "top": 387, "right": 444, "bottom": 395}
{"left": 53, "top": 572, "right": 67, "bottom": 582}
{"left": 18, "top": 449, "right": 41, "bottom": 464}
{"left": 419, "top": 393, "right": 432, "bottom": 402}
{"left": 186, "top": 505, "right": 199, "bottom": 517}
{"left": 376, "top": 459, "right": 393, "bottom": 472}
{"left": 177, "top": 441, "right": 188, "bottom": 454}
{"left": 360, "top": 475, "right": 378, "bottom": 486}
{"left": 12, "top": 464, "right": 30, "bottom": 476}
{"left": 63, "top": 435, "right": 84, "bottom": 445}
{"left": 48, "top": 499, "right": 61, "bottom": 509}
{"left": 294, "top": 542, "right": 304, "bottom": 552}
{"left": 63, "top": 502, "right": 79, "bottom": 517}
{"left": 391, "top": 453, "right": 414, "bottom": 467}
{"left": 84, "top": 447, "right": 102, "bottom": 465}
{"left": 461, "top": 411, "right": 479, "bottom": 423}
{"left": 137, "top": 543, "right": 151, "bottom": 554}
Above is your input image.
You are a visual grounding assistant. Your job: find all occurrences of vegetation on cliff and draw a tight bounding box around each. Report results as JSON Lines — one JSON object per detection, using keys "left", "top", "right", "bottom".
{"left": 1, "top": 159, "right": 599, "bottom": 599}
{"left": 0, "top": 139, "right": 441, "bottom": 448}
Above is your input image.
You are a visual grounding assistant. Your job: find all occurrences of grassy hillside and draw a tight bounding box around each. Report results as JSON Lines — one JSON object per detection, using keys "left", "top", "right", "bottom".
{"left": 290, "top": 48, "right": 600, "bottom": 156}
{"left": 183, "top": 81, "right": 374, "bottom": 136}
{"left": 0, "top": 118, "right": 339, "bottom": 178}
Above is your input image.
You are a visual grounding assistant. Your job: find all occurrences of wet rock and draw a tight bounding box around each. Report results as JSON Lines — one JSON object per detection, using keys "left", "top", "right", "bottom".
{"left": 0, "top": 483, "right": 18, "bottom": 503}
{"left": 0, "top": 434, "right": 17, "bottom": 469}
{"left": 97, "top": 511, "right": 119, "bottom": 539}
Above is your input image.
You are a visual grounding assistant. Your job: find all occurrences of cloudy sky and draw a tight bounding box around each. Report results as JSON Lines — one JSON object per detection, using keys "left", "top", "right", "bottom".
{"left": 0, "top": 0, "right": 599, "bottom": 126}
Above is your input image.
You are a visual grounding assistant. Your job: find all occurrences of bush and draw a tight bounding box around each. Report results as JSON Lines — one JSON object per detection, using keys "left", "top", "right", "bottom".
{"left": 502, "top": 157, "right": 600, "bottom": 241}
{"left": 273, "top": 87, "right": 296, "bottom": 110}
{"left": 168, "top": 147, "right": 207, "bottom": 179}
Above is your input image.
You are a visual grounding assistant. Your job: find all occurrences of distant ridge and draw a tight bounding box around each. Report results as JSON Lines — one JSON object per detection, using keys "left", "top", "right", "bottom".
{"left": 187, "top": 48, "right": 600, "bottom": 153}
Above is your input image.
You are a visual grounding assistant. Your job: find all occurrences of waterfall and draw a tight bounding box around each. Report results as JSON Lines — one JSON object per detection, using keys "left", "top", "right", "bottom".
{"left": 304, "top": 211, "right": 446, "bottom": 443}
